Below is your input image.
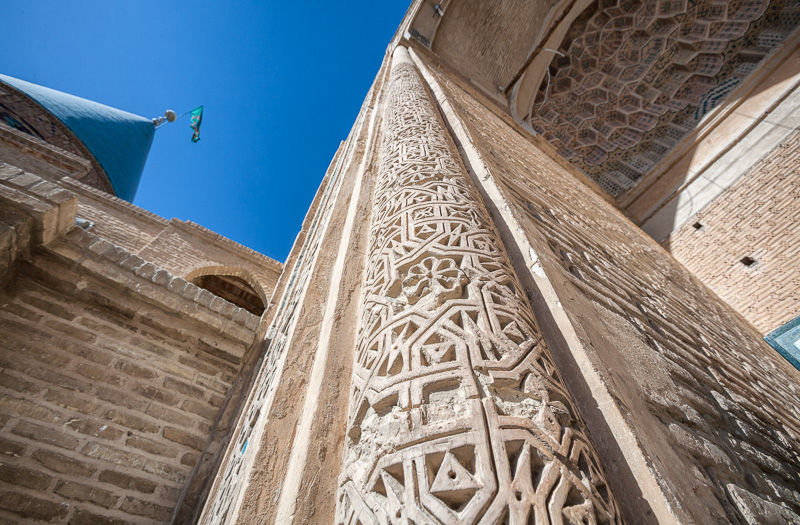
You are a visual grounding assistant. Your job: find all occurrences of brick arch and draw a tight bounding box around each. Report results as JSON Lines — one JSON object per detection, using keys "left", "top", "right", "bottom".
{"left": 0, "top": 79, "right": 115, "bottom": 194}
{"left": 185, "top": 266, "right": 268, "bottom": 316}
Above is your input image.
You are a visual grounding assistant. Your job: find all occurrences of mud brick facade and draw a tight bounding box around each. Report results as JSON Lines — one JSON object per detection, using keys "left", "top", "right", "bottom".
{"left": 0, "top": 127, "right": 280, "bottom": 523}
{"left": 2, "top": 1, "right": 800, "bottom": 524}
{"left": 669, "top": 125, "right": 800, "bottom": 334}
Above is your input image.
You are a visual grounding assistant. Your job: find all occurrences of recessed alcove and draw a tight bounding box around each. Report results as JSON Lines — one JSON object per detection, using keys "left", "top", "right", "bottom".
{"left": 191, "top": 273, "right": 266, "bottom": 316}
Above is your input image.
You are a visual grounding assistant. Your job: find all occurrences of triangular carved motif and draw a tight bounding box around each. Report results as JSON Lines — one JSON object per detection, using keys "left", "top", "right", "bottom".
{"left": 430, "top": 451, "right": 480, "bottom": 494}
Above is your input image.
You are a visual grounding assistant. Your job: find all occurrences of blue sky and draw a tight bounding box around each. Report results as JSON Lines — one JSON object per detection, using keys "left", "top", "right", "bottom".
{"left": 2, "top": 2, "right": 409, "bottom": 262}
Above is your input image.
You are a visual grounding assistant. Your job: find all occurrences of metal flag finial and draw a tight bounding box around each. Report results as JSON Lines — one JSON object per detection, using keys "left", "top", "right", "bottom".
{"left": 152, "top": 109, "right": 177, "bottom": 128}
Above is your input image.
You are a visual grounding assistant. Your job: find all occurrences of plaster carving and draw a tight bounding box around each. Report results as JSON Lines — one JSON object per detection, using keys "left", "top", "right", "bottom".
{"left": 336, "top": 47, "right": 620, "bottom": 524}
{"left": 429, "top": 60, "right": 800, "bottom": 520}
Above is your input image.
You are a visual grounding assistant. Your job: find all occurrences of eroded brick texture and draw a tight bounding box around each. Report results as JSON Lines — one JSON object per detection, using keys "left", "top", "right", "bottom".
{"left": 430, "top": 0, "right": 558, "bottom": 92}
{"left": 64, "top": 178, "right": 282, "bottom": 303}
{"left": 0, "top": 232, "right": 258, "bottom": 523}
{"left": 425, "top": 52, "right": 800, "bottom": 522}
{"left": 667, "top": 126, "right": 800, "bottom": 334}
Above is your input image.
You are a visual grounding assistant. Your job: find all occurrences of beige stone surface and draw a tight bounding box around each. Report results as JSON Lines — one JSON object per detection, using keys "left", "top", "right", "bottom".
{"left": 640, "top": 86, "right": 800, "bottom": 241}
{"left": 61, "top": 177, "right": 282, "bottom": 305}
{"left": 667, "top": 125, "right": 800, "bottom": 334}
{"left": 430, "top": 0, "right": 557, "bottom": 94}
{"left": 3, "top": 4, "right": 800, "bottom": 524}
{"left": 0, "top": 228, "right": 260, "bottom": 523}
{"left": 0, "top": 134, "right": 272, "bottom": 522}
{"left": 623, "top": 34, "right": 800, "bottom": 226}
{"left": 198, "top": 107, "right": 371, "bottom": 524}
{"left": 0, "top": 124, "right": 91, "bottom": 184}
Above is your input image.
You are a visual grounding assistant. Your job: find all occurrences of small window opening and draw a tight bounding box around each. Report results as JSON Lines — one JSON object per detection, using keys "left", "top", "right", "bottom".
{"left": 692, "top": 222, "right": 703, "bottom": 230}
{"left": 740, "top": 256, "right": 756, "bottom": 267}
{"left": 192, "top": 274, "right": 265, "bottom": 316}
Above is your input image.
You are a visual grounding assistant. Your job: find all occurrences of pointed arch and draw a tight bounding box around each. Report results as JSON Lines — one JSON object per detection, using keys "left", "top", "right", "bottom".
{"left": 185, "top": 266, "right": 267, "bottom": 316}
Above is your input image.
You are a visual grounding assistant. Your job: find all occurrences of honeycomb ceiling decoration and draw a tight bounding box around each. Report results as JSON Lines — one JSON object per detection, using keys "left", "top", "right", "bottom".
{"left": 527, "top": 0, "right": 800, "bottom": 197}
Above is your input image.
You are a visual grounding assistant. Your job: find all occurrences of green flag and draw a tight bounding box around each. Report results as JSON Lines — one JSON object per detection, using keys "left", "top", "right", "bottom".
{"left": 190, "top": 106, "right": 203, "bottom": 143}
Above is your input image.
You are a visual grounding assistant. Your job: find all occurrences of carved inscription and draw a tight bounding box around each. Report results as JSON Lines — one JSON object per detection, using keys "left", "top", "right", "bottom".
{"left": 336, "top": 48, "right": 620, "bottom": 524}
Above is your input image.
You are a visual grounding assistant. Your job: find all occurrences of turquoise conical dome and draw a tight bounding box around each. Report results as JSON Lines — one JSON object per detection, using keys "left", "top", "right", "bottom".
{"left": 0, "top": 74, "right": 154, "bottom": 202}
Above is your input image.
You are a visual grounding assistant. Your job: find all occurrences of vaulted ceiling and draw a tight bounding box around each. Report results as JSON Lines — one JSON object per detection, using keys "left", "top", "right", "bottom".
{"left": 408, "top": 0, "right": 800, "bottom": 199}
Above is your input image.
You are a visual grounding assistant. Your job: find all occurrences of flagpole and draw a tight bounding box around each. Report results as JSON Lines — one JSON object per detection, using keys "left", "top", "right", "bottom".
{"left": 152, "top": 108, "right": 196, "bottom": 129}
{"left": 152, "top": 109, "right": 177, "bottom": 129}
{"left": 152, "top": 106, "right": 203, "bottom": 142}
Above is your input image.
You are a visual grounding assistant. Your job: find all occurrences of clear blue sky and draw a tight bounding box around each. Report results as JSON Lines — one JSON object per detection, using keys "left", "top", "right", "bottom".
{"left": 2, "top": 1, "right": 409, "bottom": 262}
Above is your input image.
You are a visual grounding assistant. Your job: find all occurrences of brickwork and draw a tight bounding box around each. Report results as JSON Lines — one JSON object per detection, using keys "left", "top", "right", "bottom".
{"left": 0, "top": 162, "right": 78, "bottom": 288}
{"left": 0, "top": 83, "right": 113, "bottom": 194}
{"left": 0, "top": 123, "right": 91, "bottom": 184}
{"left": 60, "top": 177, "right": 282, "bottom": 307}
{"left": 139, "top": 219, "right": 280, "bottom": 304}
{"left": 420, "top": 48, "right": 800, "bottom": 522}
{"left": 430, "top": 0, "right": 556, "bottom": 94}
{"left": 4, "top": 4, "right": 800, "bottom": 522}
{"left": 667, "top": 126, "right": 800, "bottom": 334}
{"left": 0, "top": 163, "right": 77, "bottom": 246}
{"left": 0, "top": 159, "right": 263, "bottom": 523}
{"left": 62, "top": 177, "right": 169, "bottom": 253}
{"left": 335, "top": 46, "right": 620, "bottom": 524}
{"left": 0, "top": 223, "right": 260, "bottom": 523}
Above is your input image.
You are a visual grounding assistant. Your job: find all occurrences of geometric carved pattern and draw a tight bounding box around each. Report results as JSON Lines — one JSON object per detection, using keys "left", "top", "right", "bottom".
{"left": 527, "top": 0, "right": 800, "bottom": 197}
{"left": 336, "top": 47, "right": 621, "bottom": 524}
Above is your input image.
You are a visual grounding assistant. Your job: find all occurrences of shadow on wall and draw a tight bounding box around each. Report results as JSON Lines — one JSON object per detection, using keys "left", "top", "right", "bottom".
{"left": 415, "top": 0, "right": 800, "bottom": 251}
{"left": 639, "top": 42, "right": 800, "bottom": 249}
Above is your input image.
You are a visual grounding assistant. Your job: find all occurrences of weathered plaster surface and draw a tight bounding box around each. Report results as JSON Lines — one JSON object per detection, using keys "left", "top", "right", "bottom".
{"left": 336, "top": 46, "right": 620, "bottom": 524}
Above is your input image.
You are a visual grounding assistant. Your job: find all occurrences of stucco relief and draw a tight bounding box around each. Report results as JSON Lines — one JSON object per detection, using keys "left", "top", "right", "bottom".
{"left": 336, "top": 47, "right": 620, "bottom": 524}
{"left": 525, "top": 0, "right": 800, "bottom": 197}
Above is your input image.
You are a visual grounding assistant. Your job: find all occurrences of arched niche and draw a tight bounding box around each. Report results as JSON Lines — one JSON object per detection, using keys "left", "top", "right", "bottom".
{"left": 185, "top": 266, "right": 267, "bottom": 317}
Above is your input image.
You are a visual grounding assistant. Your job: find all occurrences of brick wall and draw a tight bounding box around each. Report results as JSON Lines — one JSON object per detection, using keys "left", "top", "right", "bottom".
{"left": 64, "top": 178, "right": 168, "bottom": 254}
{"left": 137, "top": 220, "right": 281, "bottom": 304}
{"left": 0, "top": 162, "right": 78, "bottom": 286}
{"left": 0, "top": 125, "right": 91, "bottom": 185}
{"left": 0, "top": 84, "right": 114, "bottom": 194}
{"left": 430, "top": 0, "right": 554, "bottom": 91}
{"left": 667, "top": 126, "right": 800, "bottom": 334}
{"left": 60, "top": 178, "right": 282, "bottom": 306}
{"left": 0, "top": 226, "right": 260, "bottom": 523}
{"left": 0, "top": 162, "right": 264, "bottom": 523}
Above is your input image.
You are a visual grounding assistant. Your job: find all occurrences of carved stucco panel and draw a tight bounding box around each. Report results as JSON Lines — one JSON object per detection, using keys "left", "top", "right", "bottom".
{"left": 336, "top": 46, "right": 621, "bottom": 525}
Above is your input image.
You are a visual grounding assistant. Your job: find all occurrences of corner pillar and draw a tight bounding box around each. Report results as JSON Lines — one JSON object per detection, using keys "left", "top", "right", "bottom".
{"left": 336, "top": 46, "right": 622, "bottom": 524}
